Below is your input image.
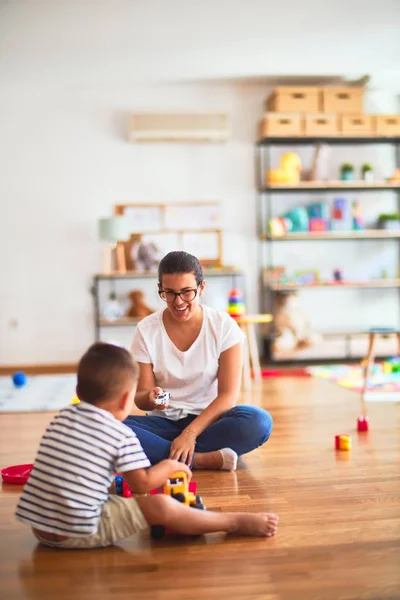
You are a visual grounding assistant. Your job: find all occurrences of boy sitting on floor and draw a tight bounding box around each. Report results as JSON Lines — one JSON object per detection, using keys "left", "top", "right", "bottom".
{"left": 15, "top": 343, "right": 278, "bottom": 549}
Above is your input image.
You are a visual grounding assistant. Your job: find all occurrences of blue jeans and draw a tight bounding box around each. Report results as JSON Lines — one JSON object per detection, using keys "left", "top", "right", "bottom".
{"left": 123, "top": 405, "right": 273, "bottom": 465}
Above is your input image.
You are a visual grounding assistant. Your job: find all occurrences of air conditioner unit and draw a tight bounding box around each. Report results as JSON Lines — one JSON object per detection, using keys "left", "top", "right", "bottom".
{"left": 129, "top": 112, "right": 230, "bottom": 143}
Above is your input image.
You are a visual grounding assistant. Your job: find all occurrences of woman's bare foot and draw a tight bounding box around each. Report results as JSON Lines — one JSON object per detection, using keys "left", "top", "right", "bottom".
{"left": 229, "top": 513, "right": 279, "bottom": 537}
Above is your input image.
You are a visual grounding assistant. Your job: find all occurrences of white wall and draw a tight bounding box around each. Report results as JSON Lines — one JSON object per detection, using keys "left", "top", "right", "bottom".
{"left": 0, "top": 0, "right": 399, "bottom": 365}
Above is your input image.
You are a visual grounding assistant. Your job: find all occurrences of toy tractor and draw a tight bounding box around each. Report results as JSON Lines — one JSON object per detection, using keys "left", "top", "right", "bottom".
{"left": 151, "top": 471, "right": 205, "bottom": 539}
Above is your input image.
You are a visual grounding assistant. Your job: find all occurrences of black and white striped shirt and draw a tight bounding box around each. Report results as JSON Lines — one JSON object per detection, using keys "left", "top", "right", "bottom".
{"left": 15, "top": 401, "right": 150, "bottom": 537}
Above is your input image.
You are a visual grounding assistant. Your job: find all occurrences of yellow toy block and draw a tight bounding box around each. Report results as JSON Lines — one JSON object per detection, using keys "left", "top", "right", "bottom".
{"left": 72, "top": 397, "right": 80, "bottom": 405}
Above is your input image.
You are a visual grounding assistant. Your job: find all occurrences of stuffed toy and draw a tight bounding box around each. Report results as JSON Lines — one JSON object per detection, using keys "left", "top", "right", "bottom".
{"left": 127, "top": 290, "right": 155, "bottom": 319}
{"left": 272, "top": 291, "right": 322, "bottom": 355}
{"left": 131, "top": 240, "right": 160, "bottom": 272}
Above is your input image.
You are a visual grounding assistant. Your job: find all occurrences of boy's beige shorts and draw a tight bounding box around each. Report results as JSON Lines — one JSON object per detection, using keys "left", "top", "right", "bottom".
{"left": 33, "top": 495, "right": 149, "bottom": 549}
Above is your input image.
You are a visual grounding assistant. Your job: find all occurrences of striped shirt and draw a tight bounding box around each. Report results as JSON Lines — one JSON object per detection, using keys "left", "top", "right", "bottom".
{"left": 15, "top": 401, "right": 150, "bottom": 537}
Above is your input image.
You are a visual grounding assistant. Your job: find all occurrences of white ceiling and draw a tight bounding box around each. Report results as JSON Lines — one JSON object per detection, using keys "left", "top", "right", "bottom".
{"left": 0, "top": 0, "right": 399, "bottom": 88}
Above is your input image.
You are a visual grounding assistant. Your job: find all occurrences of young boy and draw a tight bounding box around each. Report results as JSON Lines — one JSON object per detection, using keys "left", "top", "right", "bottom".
{"left": 15, "top": 343, "right": 278, "bottom": 549}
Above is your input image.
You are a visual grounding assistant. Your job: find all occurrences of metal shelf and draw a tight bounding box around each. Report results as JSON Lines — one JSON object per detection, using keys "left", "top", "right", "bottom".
{"left": 95, "top": 268, "right": 242, "bottom": 281}
{"left": 258, "top": 136, "right": 400, "bottom": 146}
{"left": 261, "top": 230, "right": 400, "bottom": 241}
{"left": 260, "top": 181, "right": 400, "bottom": 193}
{"left": 266, "top": 280, "right": 400, "bottom": 291}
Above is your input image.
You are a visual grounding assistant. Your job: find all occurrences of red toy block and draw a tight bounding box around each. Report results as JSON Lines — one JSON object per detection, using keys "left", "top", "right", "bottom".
{"left": 335, "top": 435, "right": 341, "bottom": 450}
{"left": 357, "top": 417, "right": 369, "bottom": 432}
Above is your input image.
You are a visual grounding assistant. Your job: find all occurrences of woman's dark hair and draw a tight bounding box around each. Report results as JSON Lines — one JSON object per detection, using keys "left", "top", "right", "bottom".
{"left": 76, "top": 342, "right": 138, "bottom": 405}
{"left": 158, "top": 251, "right": 203, "bottom": 286}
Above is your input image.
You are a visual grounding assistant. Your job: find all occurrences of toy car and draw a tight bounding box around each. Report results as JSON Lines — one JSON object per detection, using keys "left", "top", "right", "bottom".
{"left": 154, "top": 391, "right": 171, "bottom": 406}
{"left": 151, "top": 471, "right": 206, "bottom": 539}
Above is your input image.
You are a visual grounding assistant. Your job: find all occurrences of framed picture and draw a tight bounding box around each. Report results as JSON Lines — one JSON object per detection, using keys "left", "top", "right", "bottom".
{"left": 115, "top": 202, "right": 223, "bottom": 270}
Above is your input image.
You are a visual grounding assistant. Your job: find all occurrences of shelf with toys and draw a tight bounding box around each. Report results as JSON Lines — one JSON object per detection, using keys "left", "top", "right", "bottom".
{"left": 257, "top": 85, "right": 400, "bottom": 362}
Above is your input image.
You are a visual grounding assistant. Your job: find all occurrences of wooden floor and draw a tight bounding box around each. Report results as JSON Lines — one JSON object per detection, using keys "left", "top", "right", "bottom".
{"left": 1, "top": 377, "right": 400, "bottom": 600}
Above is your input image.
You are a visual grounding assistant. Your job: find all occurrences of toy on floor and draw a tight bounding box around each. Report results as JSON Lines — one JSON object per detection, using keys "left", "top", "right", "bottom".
{"left": 357, "top": 417, "right": 369, "bottom": 432}
{"left": 268, "top": 152, "right": 302, "bottom": 185}
{"left": 1, "top": 463, "right": 34, "bottom": 484}
{"left": 227, "top": 288, "right": 245, "bottom": 319}
{"left": 12, "top": 372, "right": 27, "bottom": 388}
{"left": 335, "top": 434, "right": 351, "bottom": 451}
{"left": 127, "top": 289, "right": 155, "bottom": 318}
{"left": 150, "top": 471, "right": 205, "bottom": 539}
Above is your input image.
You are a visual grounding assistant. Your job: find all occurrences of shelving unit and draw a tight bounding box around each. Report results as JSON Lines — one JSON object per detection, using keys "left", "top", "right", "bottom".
{"left": 256, "top": 135, "right": 400, "bottom": 362}
{"left": 91, "top": 268, "right": 244, "bottom": 342}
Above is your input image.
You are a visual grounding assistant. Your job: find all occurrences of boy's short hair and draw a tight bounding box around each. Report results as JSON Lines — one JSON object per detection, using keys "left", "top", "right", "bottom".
{"left": 77, "top": 342, "right": 138, "bottom": 405}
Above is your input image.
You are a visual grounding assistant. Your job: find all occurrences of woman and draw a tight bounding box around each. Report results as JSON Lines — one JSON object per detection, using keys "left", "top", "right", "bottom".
{"left": 124, "top": 251, "right": 273, "bottom": 470}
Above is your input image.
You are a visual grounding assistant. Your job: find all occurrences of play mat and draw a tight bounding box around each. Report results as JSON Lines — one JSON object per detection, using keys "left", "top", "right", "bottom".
{"left": 307, "top": 364, "right": 400, "bottom": 400}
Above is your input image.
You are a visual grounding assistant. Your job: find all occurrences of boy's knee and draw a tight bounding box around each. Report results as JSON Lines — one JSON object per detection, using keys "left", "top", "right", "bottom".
{"left": 138, "top": 494, "right": 176, "bottom": 526}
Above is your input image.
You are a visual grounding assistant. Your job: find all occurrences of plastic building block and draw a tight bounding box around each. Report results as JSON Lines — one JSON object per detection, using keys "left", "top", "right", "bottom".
{"left": 357, "top": 417, "right": 369, "bottom": 432}
{"left": 114, "top": 474, "right": 132, "bottom": 498}
{"left": 335, "top": 434, "right": 351, "bottom": 451}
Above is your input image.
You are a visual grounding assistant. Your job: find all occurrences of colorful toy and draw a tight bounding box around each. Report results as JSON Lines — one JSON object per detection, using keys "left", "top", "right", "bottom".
{"left": 335, "top": 434, "right": 351, "bottom": 451}
{"left": 115, "top": 474, "right": 132, "bottom": 498}
{"left": 1, "top": 463, "right": 34, "bottom": 484}
{"left": 227, "top": 288, "right": 245, "bottom": 319}
{"left": 283, "top": 207, "right": 309, "bottom": 232}
{"left": 357, "top": 417, "right": 369, "bottom": 432}
{"left": 383, "top": 357, "right": 400, "bottom": 373}
{"left": 150, "top": 471, "right": 205, "bottom": 539}
{"left": 352, "top": 200, "right": 364, "bottom": 230}
{"left": 268, "top": 217, "right": 289, "bottom": 237}
{"left": 268, "top": 152, "right": 302, "bottom": 185}
{"left": 72, "top": 397, "right": 80, "bottom": 405}
{"left": 12, "top": 372, "right": 27, "bottom": 388}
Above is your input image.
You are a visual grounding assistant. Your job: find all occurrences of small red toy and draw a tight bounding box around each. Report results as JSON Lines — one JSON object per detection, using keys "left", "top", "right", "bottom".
{"left": 357, "top": 417, "right": 369, "bottom": 432}
{"left": 1, "top": 463, "right": 34, "bottom": 484}
{"left": 335, "top": 434, "right": 351, "bottom": 451}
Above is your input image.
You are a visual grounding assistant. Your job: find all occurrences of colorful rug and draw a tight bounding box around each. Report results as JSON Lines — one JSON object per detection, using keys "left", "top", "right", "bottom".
{"left": 307, "top": 364, "right": 400, "bottom": 401}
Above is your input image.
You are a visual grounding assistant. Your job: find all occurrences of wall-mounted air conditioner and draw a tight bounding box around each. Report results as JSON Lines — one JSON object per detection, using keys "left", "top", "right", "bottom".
{"left": 129, "top": 112, "right": 229, "bottom": 143}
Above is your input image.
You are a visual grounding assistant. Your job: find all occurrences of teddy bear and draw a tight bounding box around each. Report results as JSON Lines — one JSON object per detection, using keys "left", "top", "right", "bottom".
{"left": 127, "top": 290, "right": 155, "bottom": 319}
{"left": 272, "top": 291, "right": 322, "bottom": 356}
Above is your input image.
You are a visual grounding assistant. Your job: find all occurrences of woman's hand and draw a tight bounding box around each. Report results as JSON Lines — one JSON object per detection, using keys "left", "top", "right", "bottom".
{"left": 149, "top": 386, "right": 169, "bottom": 410}
{"left": 169, "top": 431, "right": 196, "bottom": 465}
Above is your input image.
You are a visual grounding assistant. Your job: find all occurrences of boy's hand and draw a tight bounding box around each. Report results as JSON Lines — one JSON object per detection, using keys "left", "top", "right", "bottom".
{"left": 166, "top": 459, "right": 192, "bottom": 482}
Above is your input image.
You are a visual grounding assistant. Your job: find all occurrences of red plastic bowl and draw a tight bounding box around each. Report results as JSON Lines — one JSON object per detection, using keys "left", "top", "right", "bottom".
{"left": 1, "top": 463, "right": 34, "bottom": 484}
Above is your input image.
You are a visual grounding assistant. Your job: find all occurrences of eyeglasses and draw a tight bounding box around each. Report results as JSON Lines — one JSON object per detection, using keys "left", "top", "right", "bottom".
{"left": 158, "top": 285, "right": 201, "bottom": 304}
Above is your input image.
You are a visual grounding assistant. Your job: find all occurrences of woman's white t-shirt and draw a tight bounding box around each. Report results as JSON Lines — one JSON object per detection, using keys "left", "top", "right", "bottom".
{"left": 131, "top": 305, "right": 245, "bottom": 420}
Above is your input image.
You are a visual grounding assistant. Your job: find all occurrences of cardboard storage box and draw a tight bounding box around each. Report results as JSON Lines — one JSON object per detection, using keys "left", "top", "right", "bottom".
{"left": 259, "top": 113, "right": 303, "bottom": 137}
{"left": 339, "top": 115, "right": 374, "bottom": 136}
{"left": 304, "top": 114, "right": 338, "bottom": 136}
{"left": 375, "top": 115, "right": 400, "bottom": 136}
{"left": 322, "top": 87, "right": 364, "bottom": 114}
{"left": 267, "top": 87, "right": 320, "bottom": 113}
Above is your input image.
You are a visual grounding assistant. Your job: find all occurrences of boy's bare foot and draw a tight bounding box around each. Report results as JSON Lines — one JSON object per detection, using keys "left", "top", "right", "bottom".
{"left": 230, "top": 513, "right": 279, "bottom": 537}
